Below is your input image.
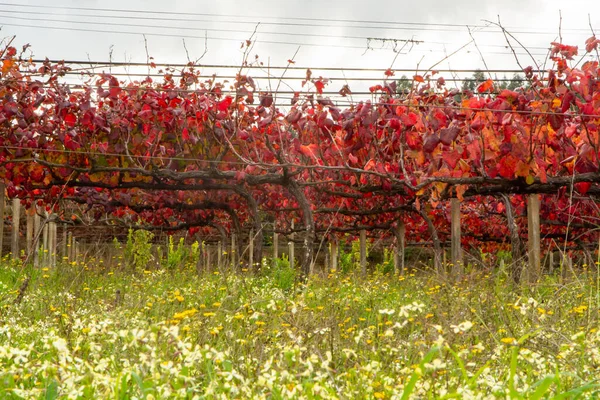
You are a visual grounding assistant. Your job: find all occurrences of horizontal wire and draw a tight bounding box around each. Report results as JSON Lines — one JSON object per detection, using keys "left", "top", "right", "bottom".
{"left": 0, "top": 9, "right": 487, "bottom": 35}
{"left": 0, "top": 21, "right": 395, "bottom": 51}
{"left": 3, "top": 14, "right": 555, "bottom": 57}
{"left": 36, "top": 72, "right": 530, "bottom": 82}
{"left": 0, "top": 13, "right": 425, "bottom": 43}
{"left": 1, "top": 2, "right": 598, "bottom": 34}
{"left": 25, "top": 59, "right": 545, "bottom": 73}
{"left": 2, "top": 21, "right": 593, "bottom": 58}
{"left": 0, "top": 2, "right": 501, "bottom": 29}
{"left": 1, "top": 19, "right": 557, "bottom": 58}
{"left": 0, "top": 79, "right": 533, "bottom": 97}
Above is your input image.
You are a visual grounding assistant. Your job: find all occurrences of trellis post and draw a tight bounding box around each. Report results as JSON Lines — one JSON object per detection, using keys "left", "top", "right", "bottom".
{"left": 230, "top": 233, "right": 236, "bottom": 269}
{"left": 272, "top": 230, "right": 278, "bottom": 264}
{"left": 527, "top": 194, "right": 541, "bottom": 282}
{"left": 75, "top": 240, "right": 80, "bottom": 265}
{"left": 69, "top": 233, "right": 76, "bottom": 263}
{"left": 331, "top": 238, "right": 338, "bottom": 272}
{"left": 289, "top": 221, "right": 295, "bottom": 270}
{"left": 67, "top": 231, "right": 73, "bottom": 263}
{"left": 11, "top": 198, "right": 21, "bottom": 259}
{"left": 451, "top": 198, "right": 463, "bottom": 276}
{"left": 62, "top": 224, "right": 68, "bottom": 261}
{"left": 33, "top": 208, "right": 41, "bottom": 267}
{"left": 248, "top": 228, "right": 254, "bottom": 270}
{"left": 217, "top": 241, "right": 222, "bottom": 270}
{"left": 394, "top": 222, "right": 406, "bottom": 275}
{"left": 26, "top": 207, "right": 34, "bottom": 256}
{"left": 360, "top": 229, "right": 367, "bottom": 275}
{"left": 0, "top": 182, "right": 5, "bottom": 258}
{"left": 49, "top": 218, "right": 57, "bottom": 267}
{"left": 205, "top": 244, "right": 211, "bottom": 273}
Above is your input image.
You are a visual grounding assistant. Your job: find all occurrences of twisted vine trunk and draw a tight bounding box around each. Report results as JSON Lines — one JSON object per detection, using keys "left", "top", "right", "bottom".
{"left": 501, "top": 194, "right": 524, "bottom": 283}
{"left": 418, "top": 209, "right": 443, "bottom": 273}
{"left": 287, "top": 180, "right": 315, "bottom": 281}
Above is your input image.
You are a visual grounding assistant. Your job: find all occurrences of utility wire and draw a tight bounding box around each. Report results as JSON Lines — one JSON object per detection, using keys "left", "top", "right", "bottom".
{"left": 0, "top": 21, "right": 398, "bottom": 51}
{"left": 0, "top": 20, "right": 558, "bottom": 58}
{"left": 0, "top": 2, "right": 500, "bottom": 29}
{"left": 0, "top": 2, "right": 597, "bottom": 33}
{"left": 25, "top": 59, "right": 546, "bottom": 73}
{"left": 34, "top": 72, "right": 531, "bottom": 82}
{"left": 0, "top": 9, "right": 486, "bottom": 35}
{"left": 0, "top": 13, "right": 425, "bottom": 44}
{"left": 2, "top": 13, "right": 558, "bottom": 56}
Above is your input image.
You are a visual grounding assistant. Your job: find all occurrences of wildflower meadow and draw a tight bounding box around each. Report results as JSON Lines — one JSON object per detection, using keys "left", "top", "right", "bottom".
{"left": 1, "top": 251, "right": 599, "bottom": 399}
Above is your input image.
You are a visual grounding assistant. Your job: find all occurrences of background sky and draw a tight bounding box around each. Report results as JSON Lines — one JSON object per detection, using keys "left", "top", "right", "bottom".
{"left": 2, "top": 0, "right": 600, "bottom": 103}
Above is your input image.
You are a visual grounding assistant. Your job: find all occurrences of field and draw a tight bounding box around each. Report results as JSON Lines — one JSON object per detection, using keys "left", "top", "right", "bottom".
{"left": 1, "top": 255, "right": 600, "bottom": 399}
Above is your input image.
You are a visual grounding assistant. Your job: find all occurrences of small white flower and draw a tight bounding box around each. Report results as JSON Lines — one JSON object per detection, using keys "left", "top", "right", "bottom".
{"left": 52, "top": 338, "right": 68, "bottom": 353}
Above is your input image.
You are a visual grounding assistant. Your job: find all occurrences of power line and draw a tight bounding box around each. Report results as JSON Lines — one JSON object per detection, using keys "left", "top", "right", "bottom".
{"left": 0, "top": 13, "right": 424, "bottom": 44}
{"left": 0, "top": 21, "right": 397, "bottom": 51}
{"left": 0, "top": 20, "right": 557, "bottom": 60}
{"left": 0, "top": 2, "right": 491, "bottom": 28}
{"left": 26, "top": 59, "right": 543, "bottom": 73}
{"left": 43, "top": 72, "right": 532, "bottom": 82}
{"left": 1, "top": 13, "right": 558, "bottom": 55}
{"left": 0, "top": 8, "right": 554, "bottom": 51}
{"left": 1, "top": 80, "right": 537, "bottom": 99}
{"left": 0, "top": 9, "right": 485, "bottom": 35}
{"left": 1, "top": 2, "right": 597, "bottom": 34}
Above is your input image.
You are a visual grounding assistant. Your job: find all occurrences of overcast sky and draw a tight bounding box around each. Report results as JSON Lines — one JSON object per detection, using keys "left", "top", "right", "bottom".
{"left": 2, "top": 0, "right": 600, "bottom": 100}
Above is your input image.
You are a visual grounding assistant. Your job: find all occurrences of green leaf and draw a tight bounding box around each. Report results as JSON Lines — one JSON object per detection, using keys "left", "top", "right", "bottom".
{"left": 552, "top": 382, "right": 600, "bottom": 399}
{"left": 401, "top": 346, "right": 440, "bottom": 400}
{"left": 528, "top": 375, "right": 557, "bottom": 400}
{"left": 44, "top": 380, "right": 59, "bottom": 400}
{"left": 508, "top": 346, "right": 524, "bottom": 400}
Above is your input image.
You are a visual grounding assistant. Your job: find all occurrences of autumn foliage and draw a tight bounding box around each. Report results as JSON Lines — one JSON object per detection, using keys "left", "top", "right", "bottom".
{"left": 2, "top": 38, "right": 600, "bottom": 273}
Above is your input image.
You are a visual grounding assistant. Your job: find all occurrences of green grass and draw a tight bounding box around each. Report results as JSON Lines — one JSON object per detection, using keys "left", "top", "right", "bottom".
{"left": 1, "top": 256, "right": 599, "bottom": 399}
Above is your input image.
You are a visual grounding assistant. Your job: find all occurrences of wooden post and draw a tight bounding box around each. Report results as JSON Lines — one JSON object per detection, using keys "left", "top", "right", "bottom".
{"left": 331, "top": 239, "right": 338, "bottom": 272}
{"left": 42, "top": 222, "right": 49, "bottom": 265}
{"left": 273, "top": 230, "right": 278, "bottom": 264}
{"left": 26, "top": 208, "right": 34, "bottom": 256}
{"left": 50, "top": 221, "right": 57, "bottom": 267}
{"left": 249, "top": 229, "right": 254, "bottom": 270}
{"left": 66, "top": 231, "right": 72, "bottom": 263}
{"left": 548, "top": 251, "right": 555, "bottom": 274}
{"left": 62, "top": 224, "right": 68, "bottom": 261}
{"left": 50, "top": 220, "right": 55, "bottom": 267}
{"left": 395, "top": 222, "right": 406, "bottom": 275}
{"left": 33, "top": 209, "right": 41, "bottom": 267}
{"left": 527, "top": 194, "right": 541, "bottom": 282}
{"left": 206, "top": 244, "right": 211, "bottom": 272}
{"left": 75, "top": 240, "right": 80, "bottom": 265}
{"left": 0, "top": 182, "right": 5, "bottom": 258}
{"left": 11, "top": 198, "right": 21, "bottom": 259}
{"left": 69, "top": 233, "right": 75, "bottom": 263}
{"left": 217, "top": 241, "right": 222, "bottom": 270}
{"left": 230, "top": 233, "right": 236, "bottom": 269}
{"left": 289, "top": 241, "right": 295, "bottom": 270}
{"left": 451, "top": 198, "right": 462, "bottom": 275}
{"left": 47, "top": 219, "right": 54, "bottom": 267}
{"left": 360, "top": 229, "right": 367, "bottom": 275}
{"left": 289, "top": 221, "right": 295, "bottom": 270}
